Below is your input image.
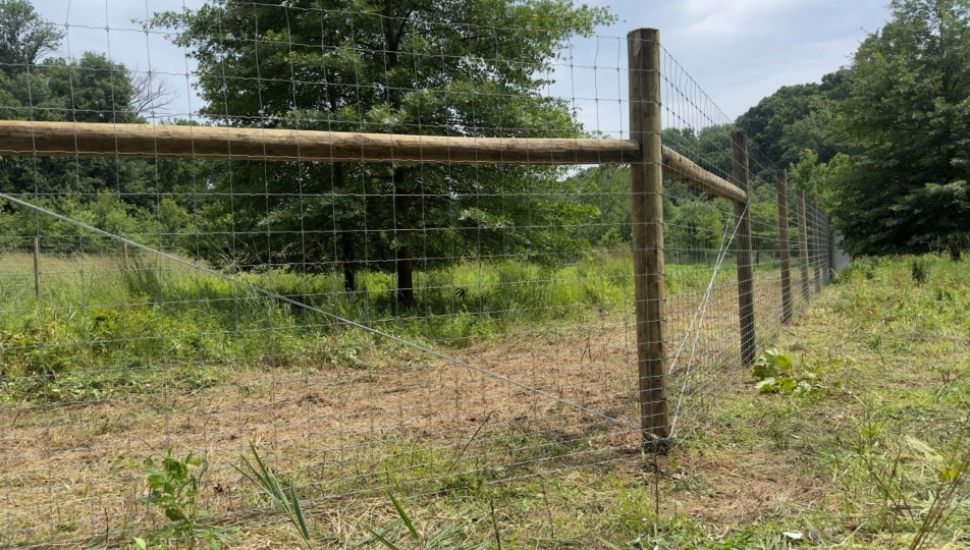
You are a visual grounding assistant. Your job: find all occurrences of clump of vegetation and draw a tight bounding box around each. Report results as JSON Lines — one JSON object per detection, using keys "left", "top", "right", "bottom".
{"left": 751, "top": 348, "right": 821, "bottom": 395}
{"left": 234, "top": 444, "right": 312, "bottom": 545}
{"left": 133, "top": 449, "right": 229, "bottom": 549}
{"left": 368, "top": 488, "right": 491, "bottom": 550}
{"left": 0, "top": 247, "right": 647, "bottom": 404}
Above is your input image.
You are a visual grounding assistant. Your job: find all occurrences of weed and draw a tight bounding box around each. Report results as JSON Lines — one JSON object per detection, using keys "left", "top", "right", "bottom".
{"left": 234, "top": 443, "right": 312, "bottom": 544}
{"left": 751, "top": 349, "right": 820, "bottom": 395}
{"left": 911, "top": 259, "right": 927, "bottom": 284}
{"left": 367, "top": 487, "right": 488, "bottom": 550}
{"left": 134, "top": 449, "right": 229, "bottom": 549}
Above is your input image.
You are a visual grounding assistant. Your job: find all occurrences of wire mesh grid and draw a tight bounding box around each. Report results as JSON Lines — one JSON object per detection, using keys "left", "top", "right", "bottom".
{"left": 0, "top": 4, "right": 837, "bottom": 547}
{"left": 657, "top": 47, "right": 835, "bottom": 439}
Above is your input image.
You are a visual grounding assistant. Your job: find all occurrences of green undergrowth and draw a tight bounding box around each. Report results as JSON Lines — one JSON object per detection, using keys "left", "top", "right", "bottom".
{"left": 219, "top": 253, "right": 965, "bottom": 549}
{"left": 0, "top": 247, "right": 769, "bottom": 404}
{"left": 6, "top": 253, "right": 967, "bottom": 547}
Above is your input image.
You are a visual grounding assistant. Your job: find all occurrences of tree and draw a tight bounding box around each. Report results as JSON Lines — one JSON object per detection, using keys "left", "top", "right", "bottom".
{"left": 152, "top": 0, "right": 612, "bottom": 305}
{"left": 0, "top": 52, "right": 154, "bottom": 200}
{"left": 736, "top": 71, "right": 847, "bottom": 172}
{"left": 0, "top": 0, "right": 62, "bottom": 75}
{"left": 0, "top": 1, "right": 197, "bottom": 245}
{"left": 832, "top": 0, "right": 970, "bottom": 259}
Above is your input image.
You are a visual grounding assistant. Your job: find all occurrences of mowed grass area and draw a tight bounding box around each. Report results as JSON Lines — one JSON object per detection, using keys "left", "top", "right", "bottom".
{"left": 220, "top": 254, "right": 969, "bottom": 549}
{"left": 6, "top": 250, "right": 965, "bottom": 548}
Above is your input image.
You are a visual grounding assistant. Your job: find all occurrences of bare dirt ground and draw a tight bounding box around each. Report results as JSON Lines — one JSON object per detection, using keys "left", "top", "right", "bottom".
{"left": 0, "top": 270, "right": 814, "bottom": 547}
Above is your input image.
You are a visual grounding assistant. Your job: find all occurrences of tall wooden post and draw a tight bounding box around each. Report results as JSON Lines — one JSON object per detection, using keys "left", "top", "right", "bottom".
{"left": 825, "top": 215, "right": 835, "bottom": 283}
{"left": 122, "top": 241, "right": 130, "bottom": 270}
{"left": 811, "top": 203, "right": 822, "bottom": 293}
{"left": 731, "top": 131, "right": 756, "bottom": 366}
{"left": 33, "top": 235, "right": 41, "bottom": 298}
{"left": 797, "top": 191, "right": 811, "bottom": 301}
{"left": 628, "top": 28, "right": 669, "bottom": 450}
{"left": 777, "top": 170, "right": 793, "bottom": 324}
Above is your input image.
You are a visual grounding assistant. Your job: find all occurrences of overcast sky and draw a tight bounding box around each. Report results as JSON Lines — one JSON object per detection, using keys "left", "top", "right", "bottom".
{"left": 31, "top": 0, "right": 892, "bottom": 138}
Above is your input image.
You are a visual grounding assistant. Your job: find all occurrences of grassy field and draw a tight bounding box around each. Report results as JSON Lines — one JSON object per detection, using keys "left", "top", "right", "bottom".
{"left": 216, "top": 254, "right": 968, "bottom": 550}
{"left": 351, "top": 253, "right": 969, "bottom": 550}
{"left": 3, "top": 251, "right": 965, "bottom": 548}
{"left": 0, "top": 246, "right": 768, "bottom": 405}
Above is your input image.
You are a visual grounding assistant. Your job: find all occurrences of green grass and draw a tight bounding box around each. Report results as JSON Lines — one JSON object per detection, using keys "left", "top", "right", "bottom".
{"left": 230, "top": 253, "right": 965, "bottom": 550}
{"left": 0, "top": 246, "right": 761, "bottom": 405}
{"left": 3, "top": 248, "right": 967, "bottom": 547}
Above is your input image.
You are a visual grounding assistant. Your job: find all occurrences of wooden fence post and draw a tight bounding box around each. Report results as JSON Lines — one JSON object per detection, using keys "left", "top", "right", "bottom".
{"left": 777, "top": 170, "right": 792, "bottom": 324}
{"left": 797, "top": 191, "right": 811, "bottom": 301}
{"left": 731, "top": 131, "right": 756, "bottom": 366}
{"left": 33, "top": 235, "right": 41, "bottom": 298}
{"left": 811, "top": 202, "right": 822, "bottom": 294}
{"left": 628, "top": 27, "right": 669, "bottom": 450}
{"left": 825, "top": 214, "right": 835, "bottom": 283}
{"left": 122, "top": 241, "right": 129, "bottom": 270}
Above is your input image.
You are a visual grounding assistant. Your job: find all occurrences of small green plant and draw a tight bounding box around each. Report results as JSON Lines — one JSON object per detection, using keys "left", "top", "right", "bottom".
{"left": 908, "top": 408, "right": 970, "bottom": 550}
{"left": 136, "top": 449, "right": 226, "bottom": 549}
{"left": 368, "top": 487, "right": 487, "bottom": 550}
{"left": 751, "top": 349, "right": 818, "bottom": 395}
{"left": 234, "top": 443, "right": 312, "bottom": 544}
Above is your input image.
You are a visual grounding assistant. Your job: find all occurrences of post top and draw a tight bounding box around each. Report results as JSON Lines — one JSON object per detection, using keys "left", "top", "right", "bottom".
{"left": 627, "top": 28, "right": 660, "bottom": 40}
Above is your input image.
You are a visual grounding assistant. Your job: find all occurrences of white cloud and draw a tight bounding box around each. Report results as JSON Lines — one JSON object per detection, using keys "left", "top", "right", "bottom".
{"left": 679, "top": 0, "right": 813, "bottom": 38}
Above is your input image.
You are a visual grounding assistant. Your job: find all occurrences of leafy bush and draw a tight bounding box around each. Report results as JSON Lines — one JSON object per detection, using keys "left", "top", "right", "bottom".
{"left": 751, "top": 349, "right": 819, "bottom": 395}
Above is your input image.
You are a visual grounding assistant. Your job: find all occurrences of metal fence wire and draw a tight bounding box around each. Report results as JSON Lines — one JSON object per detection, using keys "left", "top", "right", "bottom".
{"left": 0, "top": 4, "right": 838, "bottom": 547}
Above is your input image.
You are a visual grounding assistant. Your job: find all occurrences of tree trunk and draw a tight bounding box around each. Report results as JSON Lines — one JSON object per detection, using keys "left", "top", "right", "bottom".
{"left": 949, "top": 242, "right": 961, "bottom": 262}
{"left": 392, "top": 166, "right": 414, "bottom": 307}
{"left": 396, "top": 248, "right": 414, "bottom": 306}
{"left": 334, "top": 162, "right": 357, "bottom": 292}
{"left": 341, "top": 230, "right": 356, "bottom": 292}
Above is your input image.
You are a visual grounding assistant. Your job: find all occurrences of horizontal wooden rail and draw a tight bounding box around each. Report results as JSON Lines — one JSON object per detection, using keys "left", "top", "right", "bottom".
{"left": 0, "top": 120, "right": 746, "bottom": 202}
{"left": 0, "top": 120, "right": 639, "bottom": 164}
{"left": 662, "top": 146, "right": 747, "bottom": 203}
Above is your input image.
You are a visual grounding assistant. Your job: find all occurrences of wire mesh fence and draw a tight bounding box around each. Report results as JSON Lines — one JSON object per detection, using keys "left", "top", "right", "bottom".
{"left": 0, "top": 3, "right": 839, "bottom": 547}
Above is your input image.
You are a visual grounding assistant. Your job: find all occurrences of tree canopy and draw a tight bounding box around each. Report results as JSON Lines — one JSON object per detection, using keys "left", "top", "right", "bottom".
{"left": 151, "top": 0, "right": 613, "bottom": 303}
{"left": 740, "top": 0, "right": 970, "bottom": 259}
{"left": 834, "top": 0, "right": 970, "bottom": 258}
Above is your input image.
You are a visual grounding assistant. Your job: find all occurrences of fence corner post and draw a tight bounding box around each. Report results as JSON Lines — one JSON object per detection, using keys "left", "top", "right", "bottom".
{"left": 731, "top": 131, "right": 756, "bottom": 366}
{"left": 777, "top": 170, "right": 792, "bottom": 324}
{"left": 628, "top": 27, "right": 670, "bottom": 452}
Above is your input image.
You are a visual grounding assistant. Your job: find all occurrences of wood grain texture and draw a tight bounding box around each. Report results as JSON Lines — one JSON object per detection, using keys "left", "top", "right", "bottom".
{"left": 0, "top": 119, "right": 638, "bottom": 164}
{"left": 0, "top": 120, "right": 747, "bottom": 202}
{"left": 731, "top": 131, "right": 756, "bottom": 367}
{"left": 628, "top": 27, "right": 670, "bottom": 449}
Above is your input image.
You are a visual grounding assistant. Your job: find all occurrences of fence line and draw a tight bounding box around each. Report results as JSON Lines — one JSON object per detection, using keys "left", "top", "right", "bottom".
{"left": 0, "top": 14, "right": 839, "bottom": 546}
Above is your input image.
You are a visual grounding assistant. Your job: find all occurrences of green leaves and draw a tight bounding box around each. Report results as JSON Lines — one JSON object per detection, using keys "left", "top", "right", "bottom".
{"left": 829, "top": 0, "right": 970, "bottom": 258}
{"left": 135, "top": 449, "right": 226, "bottom": 548}
{"left": 752, "top": 348, "right": 793, "bottom": 380}
{"left": 751, "top": 349, "right": 819, "bottom": 396}
{"left": 146, "top": 0, "right": 615, "bottom": 296}
{"left": 234, "top": 443, "right": 312, "bottom": 544}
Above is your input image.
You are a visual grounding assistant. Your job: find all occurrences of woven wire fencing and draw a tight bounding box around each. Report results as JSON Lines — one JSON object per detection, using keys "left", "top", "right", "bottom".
{"left": 0, "top": 3, "right": 836, "bottom": 547}
{"left": 659, "top": 51, "right": 835, "bottom": 439}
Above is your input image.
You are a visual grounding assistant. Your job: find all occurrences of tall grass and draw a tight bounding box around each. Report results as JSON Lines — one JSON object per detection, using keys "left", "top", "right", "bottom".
{"left": 0, "top": 246, "right": 769, "bottom": 403}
